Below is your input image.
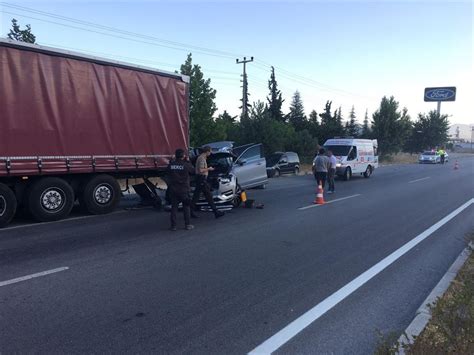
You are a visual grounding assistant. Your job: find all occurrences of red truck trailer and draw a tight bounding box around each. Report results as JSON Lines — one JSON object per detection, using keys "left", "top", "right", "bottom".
{"left": 0, "top": 39, "right": 189, "bottom": 227}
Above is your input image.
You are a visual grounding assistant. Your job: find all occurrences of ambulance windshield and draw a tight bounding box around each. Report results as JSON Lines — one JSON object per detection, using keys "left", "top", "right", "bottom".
{"left": 324, "top": 145, "right": 351, "bottom": 156}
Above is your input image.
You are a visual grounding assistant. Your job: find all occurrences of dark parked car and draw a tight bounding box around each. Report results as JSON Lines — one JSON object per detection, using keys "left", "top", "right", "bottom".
{"left": 266, "top": 152, "right": 300, "bottom": 177}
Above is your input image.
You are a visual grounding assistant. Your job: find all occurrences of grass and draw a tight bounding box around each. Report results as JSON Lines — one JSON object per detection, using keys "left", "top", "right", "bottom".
{"left": 408, "top": 234, "right": 474, "bottom": 354}
{"left": 375, "top": 232, "right": 474, "bottom": 354}
{"left": 379, "top": 153, "right": 419, "bottom": 165}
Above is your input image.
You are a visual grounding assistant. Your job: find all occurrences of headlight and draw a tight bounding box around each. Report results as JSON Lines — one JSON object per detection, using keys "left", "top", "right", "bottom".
{"left": 219, "top": 177, "right": 231, "bottom": 184}
{"left": 336, "top": 163, "right": 342, "bottom": 167}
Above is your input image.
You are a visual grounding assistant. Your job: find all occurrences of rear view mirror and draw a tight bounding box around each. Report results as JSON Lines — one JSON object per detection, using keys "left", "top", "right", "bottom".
{"left": 238, "top": 159, "right": 247, "bottom": 166}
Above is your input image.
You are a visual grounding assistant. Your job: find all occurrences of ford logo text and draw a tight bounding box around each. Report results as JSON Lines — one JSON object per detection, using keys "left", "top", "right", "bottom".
{"left": 424, "top": 87, "right": 456, "bottom": 102}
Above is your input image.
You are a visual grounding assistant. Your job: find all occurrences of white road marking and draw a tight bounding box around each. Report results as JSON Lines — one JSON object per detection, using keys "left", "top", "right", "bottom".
{"left": 0, "top": 267, "right": 69, "bottom": 287}
{"left": 298, "top": 194, "right": 361, "bottom": 210}
{"left": 249, "top": 198, "right": 474, "bottom": 354}
{"left": 408, "top": 177, "right": 431, "bottom": 184}
{"left": 0, "top": 210, "right": 127, "bottom": 232}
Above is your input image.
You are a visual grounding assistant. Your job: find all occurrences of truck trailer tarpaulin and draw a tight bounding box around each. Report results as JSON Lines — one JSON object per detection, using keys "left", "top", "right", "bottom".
{"left": 0, "top": 38, "right": 190, "bottom": 177}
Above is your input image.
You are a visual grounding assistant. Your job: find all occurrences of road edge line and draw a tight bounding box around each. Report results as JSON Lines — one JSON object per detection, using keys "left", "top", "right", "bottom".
{"left": 249, "top": 198, "right": 474, "bottom": 354}
{"left": 397, "top": 242, "right": 473, "bottom": 353}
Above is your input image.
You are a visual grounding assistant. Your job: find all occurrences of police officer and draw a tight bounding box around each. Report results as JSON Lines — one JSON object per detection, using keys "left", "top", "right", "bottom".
{"left": 192, "top": 146, "right": 225, "bottom": 219}
{"left": 167, "top": 148, "right": 195, "bottom": 231}
{"left": 438, "top": 147, "right": 446, "bottom": 164}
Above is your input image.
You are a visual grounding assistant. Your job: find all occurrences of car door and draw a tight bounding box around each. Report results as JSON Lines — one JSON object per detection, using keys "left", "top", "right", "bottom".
{"left": 279, "top": 154, "right": 290, "bottom": 174}
{"left": 233, "top": 144, "right": 267, "bottom": 188}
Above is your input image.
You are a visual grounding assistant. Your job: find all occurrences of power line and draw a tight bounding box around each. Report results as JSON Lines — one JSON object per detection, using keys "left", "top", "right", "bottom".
{"left": 1, "top": 2, "right": 243, "bottom": 59}
{"left": 1, "top": 10, "right": 242, "bottom": 60}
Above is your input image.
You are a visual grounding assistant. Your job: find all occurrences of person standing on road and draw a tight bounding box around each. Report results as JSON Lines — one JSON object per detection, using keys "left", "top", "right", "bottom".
{"left": 313, "top": 148, "right": 330, "bottom": 189}
{"left": 438, "top": 147, "right": 446, "bottom": 164}
{"left": 192, "top": 146, "right": 225, "bottom": 219}
{"left": 327, "top": 150, "right": 337, "bottom": 194}
{"left": 167, "top": 149, "right": 195, "bottom": 231}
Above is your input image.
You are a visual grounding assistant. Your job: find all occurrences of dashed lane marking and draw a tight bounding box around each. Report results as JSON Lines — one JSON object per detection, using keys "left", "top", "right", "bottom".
{"left": 0, "top": 267, "right": 69, "bottom": 287}
{"left": 298, "top": 194, "right": 361, "bottom": 210}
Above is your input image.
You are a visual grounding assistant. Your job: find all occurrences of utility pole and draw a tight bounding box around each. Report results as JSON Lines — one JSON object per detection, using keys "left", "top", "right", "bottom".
{"left": 236, "top": 56, "right": 253, "bottom": 119}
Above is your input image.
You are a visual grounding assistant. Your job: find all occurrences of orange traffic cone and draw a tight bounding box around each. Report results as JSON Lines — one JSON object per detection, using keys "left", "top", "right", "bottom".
{"left": 454, "top": 160, "right": 459, "bottom": 170}
{"left": 313, "top": 183, "right": 325, "bottom": 205}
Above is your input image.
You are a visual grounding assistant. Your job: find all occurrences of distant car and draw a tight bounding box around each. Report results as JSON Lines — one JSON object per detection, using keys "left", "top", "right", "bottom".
{"left": 266, "top": 152, "right": 300, "bottom": 177}
{"left": 418, "top": 151, "right": 449, "bottom": 164}
{"left": 419, "top": 151, "right": 439, "bottom": 164}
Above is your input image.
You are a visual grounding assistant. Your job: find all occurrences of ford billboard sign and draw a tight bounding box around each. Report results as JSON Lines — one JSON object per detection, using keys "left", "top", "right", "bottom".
{"left": 424, "top": 87, "right": 456, "bottom": 102}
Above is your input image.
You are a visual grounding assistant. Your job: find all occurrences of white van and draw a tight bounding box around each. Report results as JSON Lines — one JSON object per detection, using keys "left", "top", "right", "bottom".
{"left": 323, "top": 138, "right": 378, "bottom": 180}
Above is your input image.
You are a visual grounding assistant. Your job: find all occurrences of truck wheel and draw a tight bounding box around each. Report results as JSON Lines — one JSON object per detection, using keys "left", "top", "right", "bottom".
{"left": 80, "top": 175, "right": 120, "bottom": 215}
{"left": 27, "top": 177, "right": 74, "bottom": 222}
{"left": 343, "top": 167, "right": 352, "bottom": 181}
{"left": 364, "top": 166, "right": 372, "bottom": 178}
{"left": 0, "top": 183, "right": 17, "bottom": 228}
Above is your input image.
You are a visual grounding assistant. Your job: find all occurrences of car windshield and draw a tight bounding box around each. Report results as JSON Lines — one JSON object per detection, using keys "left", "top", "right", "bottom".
{"left": 324, "top": 145, "right": 351, "bottom": 156}
{"left": 266, "top": 154, "right": 282, "bottom": 166}
{"left": 422, "top": 152, "right": 436, "bottom": 155}
{"left": 208, "top": 154, "right": 233, "bottom": 168}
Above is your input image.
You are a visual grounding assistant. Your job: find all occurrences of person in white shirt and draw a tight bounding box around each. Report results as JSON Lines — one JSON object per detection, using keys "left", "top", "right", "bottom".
{"left": 327, "top": 150, "right": 337, "bottom": 193}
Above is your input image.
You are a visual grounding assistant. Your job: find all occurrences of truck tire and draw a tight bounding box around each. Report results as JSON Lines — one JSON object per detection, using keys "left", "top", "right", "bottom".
{"left": 80, "top": 175, "right": 120, "bottom": 215}
{"left": 0, "top": 183, "right": 17, "bottom": 228}
{"left": 343, "top": 167, "right": 352, "bottom": 181}
{"left": 27, "top": 177, "right": 74, "bottom": 222}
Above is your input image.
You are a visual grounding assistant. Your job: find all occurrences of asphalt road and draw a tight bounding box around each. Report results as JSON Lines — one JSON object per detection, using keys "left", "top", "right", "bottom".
{"left": 1, "top": 157, "right": 473, "bottom": 354}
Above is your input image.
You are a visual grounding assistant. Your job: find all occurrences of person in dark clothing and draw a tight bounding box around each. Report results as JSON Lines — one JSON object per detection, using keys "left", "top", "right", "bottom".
{"left": 191, "top": 146, "right": 225, "bottom": 219}
{"left": 167, "top": 149, "right": 195, "bottom": 231}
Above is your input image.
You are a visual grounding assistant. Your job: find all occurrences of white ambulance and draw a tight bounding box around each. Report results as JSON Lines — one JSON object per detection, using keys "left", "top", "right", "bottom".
{"left": 323, "top": 138, "right": 379, "bottom": 180}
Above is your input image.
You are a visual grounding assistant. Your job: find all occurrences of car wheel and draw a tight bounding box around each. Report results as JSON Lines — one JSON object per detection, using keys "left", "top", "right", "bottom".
{"left": 294, "top": 167, "right": 300, "bottom": 175}
{"left": 343, "top": 167, "right": 352, "bottom": 181}
{"left": 233, "top": 184, "right": 242, "bottom": 208}
{"left": 0, "top": 183, "right": 17, "bottom": 228}
{"left": 274, "top": 169, "right": 280, "bottom": 178}
{"left": 79, "top": 175, "right": 121, "bottom": 215}
{"left": 363, "top": 166, "right": 372, "bottom": 178}
{"left": 27, "top": 177, "right": 74, "bottom": 222}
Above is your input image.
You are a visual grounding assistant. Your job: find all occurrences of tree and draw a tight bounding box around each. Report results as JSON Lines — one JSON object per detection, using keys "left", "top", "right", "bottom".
{"left": 8, "top": 19, "right": 36, "bottom": 43}
{"left": 180, "top": 54, "right": 219, "bottom": 146}
{"left": 361, "top": 109, "right": 371, "bottom": 138}
{"left": 215, "top": 110, "right": 239, "bottom": 142}
{"left": 292, "top": 129, "right": 318, "bottom": 158}
{"left": 307, "top": 110, "right": 320, "bottom": 139}
{"left": 267, "top": 66, "right": 284, "bottom": 122}
{"left": 242, "top": 100, "right": 294, "bottom": 154}
{"left": 405, "top": 111, "right": 449, "bottom": 153}
{"left": 345, "top": 105, "right": 359, "bottom": 137}
{"left": 319, "top": 101, "right": 344, "bottom": 143}
{"left": 287, "top": 91, "right": 307, "bottom": 131}
{"left": 371, "top": 96, "right": 411, "bottom": 156}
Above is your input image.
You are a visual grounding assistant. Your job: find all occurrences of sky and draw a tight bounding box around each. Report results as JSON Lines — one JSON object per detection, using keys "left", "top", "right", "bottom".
{"left": 1, "top": 0, "right": 473, "bottom": 125}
